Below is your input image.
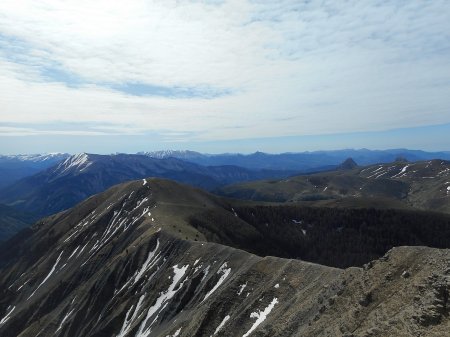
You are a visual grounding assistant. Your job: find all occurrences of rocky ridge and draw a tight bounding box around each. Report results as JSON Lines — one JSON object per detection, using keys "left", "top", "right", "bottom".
{"left": 0, "top": 179, "right": 448, "bottom": 337}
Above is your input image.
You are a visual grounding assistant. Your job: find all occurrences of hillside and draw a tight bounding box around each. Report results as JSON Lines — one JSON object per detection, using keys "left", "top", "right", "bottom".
{"left": 0, "top": 204, "right": 36, "bottom": 243}
{"left": 0, "top": 178, "right": 448, "bottom": 336}
{"left": 0, "top": 153, "right": 295, "bottom": 219}
{"left": 217, "top": 159, "right": 450, "bottom": 214}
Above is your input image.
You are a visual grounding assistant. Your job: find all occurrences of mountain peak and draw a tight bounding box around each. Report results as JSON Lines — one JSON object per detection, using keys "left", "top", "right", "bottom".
{"left": 338, "top": 157, "right": 358, "bottom": 170}
{"left": 55, "top": 153, "right": 92, "bottom": 174}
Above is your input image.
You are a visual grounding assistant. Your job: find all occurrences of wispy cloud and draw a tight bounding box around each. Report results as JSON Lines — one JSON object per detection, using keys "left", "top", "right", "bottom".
{"left": 0, "top": 0, "right": 449, "bottom": 148}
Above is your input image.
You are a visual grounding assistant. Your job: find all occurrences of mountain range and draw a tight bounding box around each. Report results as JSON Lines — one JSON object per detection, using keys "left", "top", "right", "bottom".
{"left": 0, "top": 153, "right": 295, "bottom": 219}
{"left": 0, "top": 153, "right": 70, "bottom": 188}
{"left": 0, "top": 178, "right": 448, "bottom": 336}
{"left": 140, "top": 149, "right": 450, "bottom": 171}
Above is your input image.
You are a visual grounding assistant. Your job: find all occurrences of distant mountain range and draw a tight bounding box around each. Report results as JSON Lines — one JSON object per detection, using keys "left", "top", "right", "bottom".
{"left": 0, "top": 153, "right": 295, "bottom": 218}
{"left": 140, "top": 148, "right": 450, "bottom": 170}
{"left": 0, "top": 178, "right": 448, "bottom": 336}
{"left": 0, "top": 153, "right": 70, "bottom": 188}
{"left": 1, "top": 149, "right": 449, "bottom": 191}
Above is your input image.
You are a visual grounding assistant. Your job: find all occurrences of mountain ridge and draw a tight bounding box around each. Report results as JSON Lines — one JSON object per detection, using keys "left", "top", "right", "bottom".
{"left": 0, "top": 153, "right": 296, "bottom": 219}
{"left": 0, "top": 177, "right": 448, "bottom": 336}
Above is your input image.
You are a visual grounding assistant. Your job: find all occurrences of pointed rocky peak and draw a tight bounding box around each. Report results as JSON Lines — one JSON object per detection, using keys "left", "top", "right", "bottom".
{"left": 338, "top": 157, "right": 358, "bottom": 170}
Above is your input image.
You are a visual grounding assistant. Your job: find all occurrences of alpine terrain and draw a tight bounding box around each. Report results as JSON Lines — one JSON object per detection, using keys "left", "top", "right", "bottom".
{"left": 0, "top": 178, "right": 448, "bottom": 337}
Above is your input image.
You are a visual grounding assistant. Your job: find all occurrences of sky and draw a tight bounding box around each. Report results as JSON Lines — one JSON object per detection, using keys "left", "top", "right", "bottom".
{"left": 0, "top": 0, "right": 450, "bottom": 154}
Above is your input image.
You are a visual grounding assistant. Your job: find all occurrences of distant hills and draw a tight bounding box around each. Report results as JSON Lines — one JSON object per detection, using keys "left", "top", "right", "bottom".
{"left": 141, "top": 148, "right": 450, "bottom": 170}
{"left": 217, "top": 159, "right": 450, "bottom": 214}
{"left": 0, "top": 153, "right": 69, "bottom": 188}
{"left": 0, "top": 153, "right": 295, "bottom": 218}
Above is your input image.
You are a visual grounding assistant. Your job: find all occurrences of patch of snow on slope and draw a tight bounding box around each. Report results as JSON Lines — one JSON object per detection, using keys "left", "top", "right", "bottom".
{"left": 136, "top": 264, "right": 189, "bottom": 337}
{"left": 392, "top": 165, "right": 410, "bottom": 178}
{"left": 133, "top": 240, "right": 160, "bottom": 285}
{"left": 242, "top": 298, "right": 278, "bottom": 337}
{"left": 67, "top": 246, "right": 80, "bottom": 260}
{"left": 166, "top": 328, "right": 182, "bottom": 337}
{"left": 143, "top": 179, "right": 147, "bottom": 185}
{"left": 117, "top": 294, "right": 146, "bottom": 337}
{"left": 28, "top": 251, "right": 64, "bottom": 299}
{"left": 238, "top": 282, "right": 247, "bottom": 295}
{"left": 203, "top": 263, "right": 231, "bottom": 302}
{"left": 56, "top": 308, "right": 76, "bottom": 332}
{"left": 0, "top": 306, "right": 15, "bottom": 325}
{"left": 212, "top": 315, "right": 230, "bottom": 336}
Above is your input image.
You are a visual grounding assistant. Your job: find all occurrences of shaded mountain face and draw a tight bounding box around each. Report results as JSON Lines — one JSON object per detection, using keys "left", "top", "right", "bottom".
{"left": 217, "top": 159, "right": 450, "bottom": 214}
{"left": 0, "top": 178, "right": 448, "bottom": 337}
{"left": 0, "top": 153, "right": 69, "bottom": 189}
{"left": 0, "top": 153, "right": 295, "bottom": 219}
{"left": 0, "top": 204, "right": 36, "bottom": 243}
{"left": 337, "top": 158, "right": 358, "bottom": 170}
{"left": 142, "top": 149, "right": 450, "bottom": 171}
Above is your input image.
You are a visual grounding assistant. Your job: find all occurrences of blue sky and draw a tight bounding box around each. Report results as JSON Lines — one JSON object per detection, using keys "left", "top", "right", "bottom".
{"left": 0, "top": 0, "right": 449, "bottom": 154}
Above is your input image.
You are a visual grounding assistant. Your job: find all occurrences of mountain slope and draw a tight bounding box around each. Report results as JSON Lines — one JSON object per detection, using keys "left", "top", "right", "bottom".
{"left": 218, "top": 159, "right": 450, "bottom": 213}
{"left": 0, "top": 204, "right": 36, "bottom": 243}
{"left": 0, "top": 178, "right": 448, "bottom": 336}
{"left": 0, "top": 153, "right": 294, "bottom": 218}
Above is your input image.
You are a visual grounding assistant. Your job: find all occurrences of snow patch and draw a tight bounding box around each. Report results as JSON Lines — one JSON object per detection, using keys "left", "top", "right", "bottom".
{"left": 237, "top": 282, "right": 247, "bottom": 295}
{"left": 117, "top": 294, "right": 146, "bottom": 337}
{"left": 136, "top": 265, "right": 189, "bottom": 337}
{"left": 242, "top": 298, "right": 278, "bottom": 337}
{"left": 212, "top": 315, "right": 230, "bottom": 336}
{"left": 203, "top": 263, "right": 231, "bottom": 302}
{"left": 392, "top": 165, "right": 410, "bottom": 178}
{"left": 167, "top": 328, "right": 181, "bottom": 337}
{"left": 0, "top": 306, "right": 15, "bottom": 325}
{"left": 28, "top": 251, "right": 64, "bottom": 300}
{"left": 56, "top": 308, "right": 75, "bottom": 332}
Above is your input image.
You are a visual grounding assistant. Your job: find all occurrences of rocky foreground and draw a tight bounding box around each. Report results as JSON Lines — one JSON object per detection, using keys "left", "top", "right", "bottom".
{"left": 0, "top": 179, "right": 448, "bottom": 337}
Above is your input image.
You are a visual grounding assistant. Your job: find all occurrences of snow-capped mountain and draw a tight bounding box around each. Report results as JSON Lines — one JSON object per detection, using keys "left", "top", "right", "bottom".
{"left": 139, "top": 150, "right": 206, "bottom": 160}
{"left": 0, "top": 153, "right": 70, "bottom": 163}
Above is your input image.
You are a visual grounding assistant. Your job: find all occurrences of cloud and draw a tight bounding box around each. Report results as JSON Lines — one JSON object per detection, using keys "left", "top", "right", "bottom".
{"left": 0, "top": 0, "right": 449, "bottom": 146}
